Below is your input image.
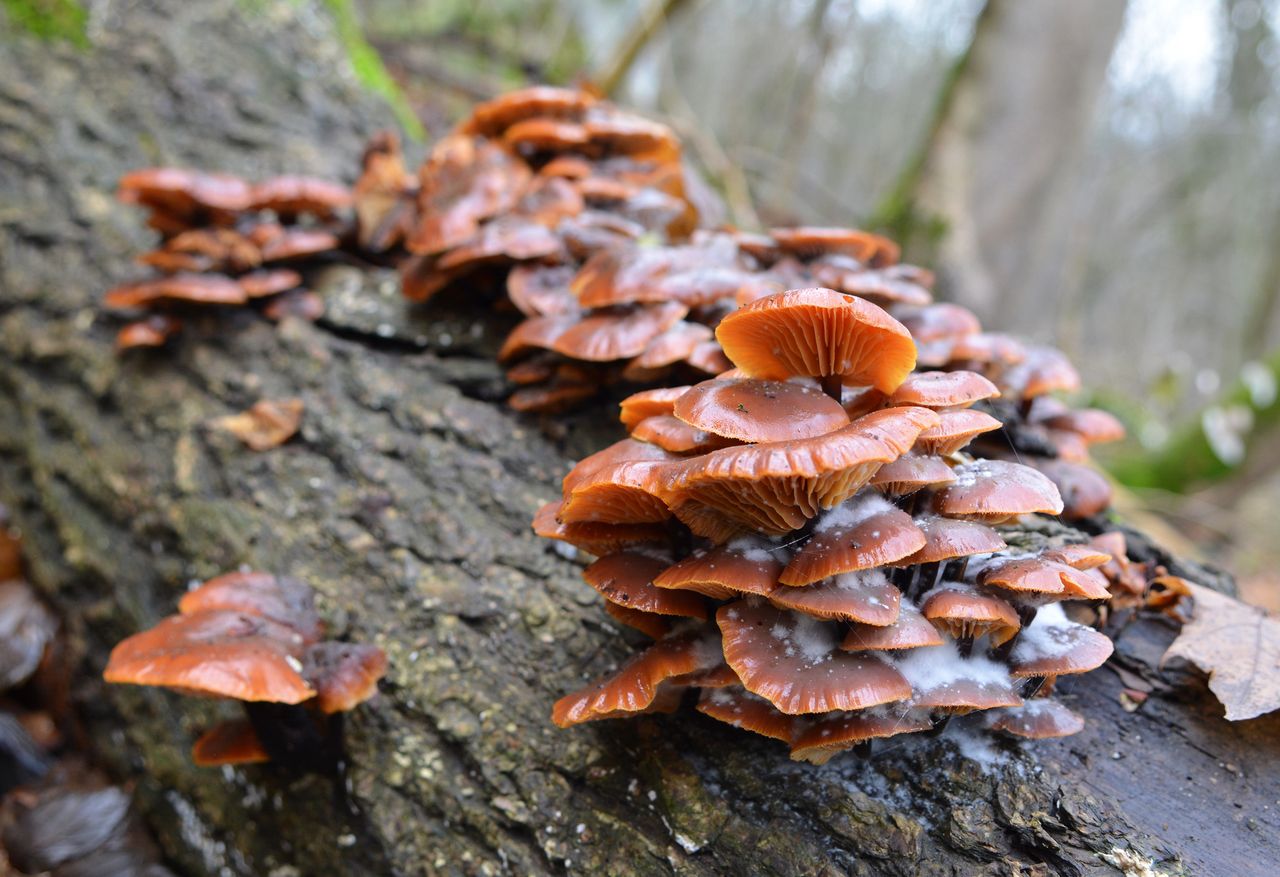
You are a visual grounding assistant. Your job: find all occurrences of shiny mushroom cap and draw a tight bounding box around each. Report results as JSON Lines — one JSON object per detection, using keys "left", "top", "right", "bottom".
{"left": 301, "top": 642, "right": 389, "bottom": 713}
{"left": 894, "top": 641, "right": 1022, "bottom": 713}
{"left": 780, "top": 494, "right": 925, "bottom": 586}
{"left": 769, "top": 227, "right": 899, "bottom": 266}
{"left": 619, "top": 386, "right": 692, "bottom": 429}
{"left": 921, "top": 585, "right": 1021, "bottom": 645}
{"left": 896, "top": 515, "right": 1007, "bottom": 566}
{"left": 715, "top": 288, "right": 917, "bottom": 393}
{"left": 790, "top": 707, "right": 933, "bottom": 764}
{"left": 177, "top": 571, "right": 323, "bottom": 643}
{"left": 532, "top": 500, "right": 670, "bottom": 557}
{"left": 103, "top": 610, "right": 315, "bottom": 704}
{"left": 583, "top": 553, "right": 709, "bottom": 619}
{"left": 869, "top": 453, "right": 956, "bottom": 496}
{"left": 653, "top": 537, "right": 785, "bottom": 600}
{"left": 930, "top": 460, "right": 1064, "bottom": 523}
{"left": 717, "top": 601, "right": 911, "bottom": 715}
{"left": 840, "top": 601, "right": 944, "bottom": 652}
{"left": 696, "top": 687, "right": 801, "bottom": 744}
{"left": 888, "top": 371, "right": 1000, "bottom": 410}
{"left": 1009, "top": 603, "right": 1113, "bottom": 677}
{"left": 191, "top": 719, "right": 270, "bottom": 767}
{"left": 631, "top": 415, "right": 736, "bottom": 455}
{"left": 769, "top": 568, "right": 903, "bottom": 626}
{"left": 986, "top": 699, "right": 1085, "bottom": 739}
{"left": 914, "top": 409, "right": 1003, "bottom": 456}
{"left": 672, "top": 378, "right": 850, "bottom": 443}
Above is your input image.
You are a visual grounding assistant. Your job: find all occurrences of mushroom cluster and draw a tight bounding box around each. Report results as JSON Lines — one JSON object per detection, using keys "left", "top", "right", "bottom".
{"left": 103, "top": 571, "right": 386, "bottom": 771}
{"left": 539, "top": 289, "right": 1117, "bottom": 761}
{"left": 105, "top": 168, "right": 351, "bottom": 348}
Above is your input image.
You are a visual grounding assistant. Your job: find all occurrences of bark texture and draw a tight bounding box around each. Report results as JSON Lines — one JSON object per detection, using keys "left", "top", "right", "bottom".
{"left": 1, "top": 3, "right": 1278, "bottom": 876}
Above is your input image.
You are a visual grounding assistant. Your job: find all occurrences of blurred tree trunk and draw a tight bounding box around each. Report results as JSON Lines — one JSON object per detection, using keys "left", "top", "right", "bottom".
{"left": 907, "top": 0, "right": 1127, "bottom": 325}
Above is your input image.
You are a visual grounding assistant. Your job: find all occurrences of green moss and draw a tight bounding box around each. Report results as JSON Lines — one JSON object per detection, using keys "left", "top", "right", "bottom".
{"left": 318, "top": 0, "right": 425, "bottom": 141}
{"left": 0, "top": 0, "right": 89, "bottom": 48}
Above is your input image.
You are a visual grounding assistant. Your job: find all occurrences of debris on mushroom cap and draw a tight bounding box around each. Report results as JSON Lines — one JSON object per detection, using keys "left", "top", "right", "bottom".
{"left": 1028, "top": 458, "right": 1113, "bottom": 520}
{"left": 177, "top": 571, "right": 323, "bottom": 643}
{"left": 631, "top": 415, "right": 736, "bottom": 454}
{"left": 672, "top": 378, "right": 850, "bottom": 443}
{"left": 103, "top": 274, "right": 248, "bottom": 310}
{"left": 931, "top": 459, "right": 1064, "bottom": 523}
{"left": 583, "top": 553, "right": 709, "bottom": 619}
{"left": 603, "top": 601, "right": 673, "bottom": 639}
{"left": 1009, "top": 603, "right": 1114, "bottom": 677}
{"left": 869, "top": 453, "right": 956, "bottom": 496}
{"left": 921, "top": 586, "right": 1021, "bottom": 645}
{"left": 654, "top": 537, "right": 785, "bottom": 600}
{"left": 619, "top": 386, "right": 691, "bottom": 429}
{"left": 211, "top": 398, "right": 304, "bottom": 451}
{"left": 533, "top": 500, "right": 670, "bottom": 556}
{"left": 895, "top": 515, "right": 1006, "bottom": 565}
{"left": 790, "top": 707, "right": 933, "bottom": 764}
{"left": 552, "top": 630, "right": 722, "bottom": 726}
{"left": 301, "top": 642, "right": 389, "bottom": 713}
{"left": 888, "top": 371, "right": 1000, "bottom": 409}
{"left": 769, "top": 568, "right": 903, "bottom": 626}
{"left": 116, "top": 314, "right": 183, "bottom": 350}
{"left": 715, "top": 288, "right": 917, "bottom": 393}
{"left": 840, "top": 602, "right": 944, "bottom": 652}
{"left": 191, "top": 719, "right": 270, "bottom": 767}
{"left": 986, "top": 699, "right": 1085, "bottom": 739}
{"left": 717, "top": 601, "right": 912, "bottom": 715}
{"left": 103, "top": 609, "right": 316, "bottom": 704}
{"left": 914, "top": 408, "right": 1003, "bottom": 456}
{"left": 697, "top": 687, "right": 801, "bottom": 743}
{"left": 779, "top": 494, "right": 925, "bottom": 586}
{"left": 661, "top": 406, "right": 939, "bottom": 537}
{"left": 1, "top": 580, "right": 58, "bottom": 690}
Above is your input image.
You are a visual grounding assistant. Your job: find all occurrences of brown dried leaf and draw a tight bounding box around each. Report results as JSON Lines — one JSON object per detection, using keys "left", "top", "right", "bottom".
{"left": 1162, "top": 583, "right": 1280, "bottom": 720}
{"left": 212, "top": 398, "right": 304, "bottom": 451}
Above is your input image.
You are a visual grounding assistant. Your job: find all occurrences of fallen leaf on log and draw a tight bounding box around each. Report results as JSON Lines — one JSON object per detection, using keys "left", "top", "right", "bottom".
{"left": 211, "top": 398, "right": 304, "bottom": 451}
{"left": 1162, "top": 583, "right": 1280, "bottom": 720}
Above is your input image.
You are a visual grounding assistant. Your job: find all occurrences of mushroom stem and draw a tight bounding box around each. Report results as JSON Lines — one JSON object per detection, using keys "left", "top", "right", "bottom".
{"left": 853, "top": 740, "right": 874, "bottom": 760}
{"left": 956, "top": 636, "right": 975, "bottom": 658}
{"left": 244, "top": 702, "right": 342, "bottom": 775}
{"left": 820, "top": 373, "right": 843, "bottom": 403}
{"left": 926, "top": 713, "right": 953, "bottom": 737}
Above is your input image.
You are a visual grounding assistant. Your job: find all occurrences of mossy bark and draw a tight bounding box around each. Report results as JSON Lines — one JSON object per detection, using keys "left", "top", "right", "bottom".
{"left": 2, "top": 3, "right": 1278, "bottom": 876}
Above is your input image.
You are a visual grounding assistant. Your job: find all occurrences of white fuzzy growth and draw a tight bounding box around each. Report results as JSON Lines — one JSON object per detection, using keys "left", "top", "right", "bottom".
{"left": 815, "top": 492, "right": 896, "bottom": 534}
{"left": 727, "top": 535, "right": 784, "bottom": 564}
{"left": 771, "top": 613, "right": 836, "bottom": 664}
{"left": 831, "top": 568, "right": 892, "bottom": 606}
{"left": 891, "top": 641, "right": 1013, "bottom": 694}
{"left": 1011, "top": 602, "right": 1085, "bottom": 662}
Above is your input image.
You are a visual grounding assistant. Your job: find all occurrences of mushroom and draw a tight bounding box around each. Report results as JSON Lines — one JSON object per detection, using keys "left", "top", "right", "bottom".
{"left": 895, "top": 515, "right": 1007, "bottom": 566}
{"left": 868, "top": 453, "right": 956, "bottom": 496}
{"left": 913, "top": 409, "right": 1003, "bottom": 456}
{"left": 460, "top": 86, "right": 595, "bottom": 138}
{"left": 117, "top": 167, "right": 254, "bottom": 224}
{"left": 715, "top": 287, "right": 917, "bottom": 398}
{"left": 211, "top": 398, "right": 304, "bottom": 451}
{"left": 582, "top": 553, "right": 709, "bottom": 619}
{"left": 630, "top": 415, "right": 736, "bottom": 454}
{"left": 921, "top": 585, "right": 1021, "bottom": 647}
{"left": 986, "top": 699, "right": 1085, "bottom": 739}
{"left": 696, "top": 687, "right": 801, "bottom": 744}
{"left": 790, "top": 708, "right": 933, "bottom": 764}
{"left": 622, "top": 322, "right": 714, "bottom": 382}
{"left": 603, "top": 602, "right": 673, "bottom": 639}
{"left": 247, "top": 175, "right": 352, "bottom": 219}
{"left": 507, "top": 264, "right": 579, "bottom": 317}
{"left": 1028, "top": 458, "right": 1113, "bottom": 520}
{"left": 116, "top": 314, "right": 183, "bottom": 350}
{"left": 672, "top": 378, "right": 850, "bottom": 443}
{"left": 532, "top": 500, "right": 670, "bottom": 557}
{"left": 619, "top": 386, "right": 692, "bottom": 430}
{"left": 930, "top": 460, "right": 1064, "bottom": 523}
{"left": 717, "top": 601, "right": 911, "bottom": 714}
{"left": 779, "top": 494, "right": 925, "bottom": 586}
{"left": 894, "top": 641, "right": 1023, "bottom": 713}
{"left": 769, "top": 227, "right": 899, "bottom": 267}
{"left": 840, "top": 601, "right": 944, "bottom": 652}
{"left": 103, "top": 274, "right": 248, "bottom": 310}
{"left": 653, "top": 537, "right": 785, "bottom": 600}
{"left": 191, "top": 719, "right": 270, "bottom": 767}
{"left": 768, "top": 568, "right": 902, "bottom": 626}
{"left": 887, "top": 371, "right": 1000, "bottom": 409}
{"left": 1008, "top": 603, "right": 1113, "bottom": 680}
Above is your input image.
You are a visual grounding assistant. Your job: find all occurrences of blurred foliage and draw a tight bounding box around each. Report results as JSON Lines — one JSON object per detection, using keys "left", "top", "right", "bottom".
{"left": 0, "top": 0, "right": 88, "bottom": 48}
{"left": 319, "top": 0, "right": 425, "bottom": 139}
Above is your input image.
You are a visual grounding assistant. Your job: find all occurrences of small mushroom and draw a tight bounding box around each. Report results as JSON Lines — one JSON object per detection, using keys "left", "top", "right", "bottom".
{"left": 869, "top": 453, "right": 956, "bottom": 496}
{"left": 116, "top": 314, "right": 183, "bottom": 350}
{"left": 248, "top": 175, "right": 353, "bottom": 218}
{"left": 790, "top": 708, "right": 933, "bottom": 764}
{"left": 769, "top": 569, "right": 902, "bottom": 626}
{"left": 603, "top": 602, "right": 673, "bottom": 639}
{"left": 177, "top": 571, "right": 323, "bottom": 644}
{"left": 191, "top": 719, "right": 270, "bottom": 767}
{"left": 895, "top": 641, "right": 1023, "bottom": 713}
{"left": 211, "top": 398, "right": 304, "bottom": 451}
{"left": 582, "top": 553, "right": 709, "bottom": 619}
{"left": 780, "top": 494, "right": 925, "bottom": 586}
{"left": 930, "top": 460, "right": 1064, "bottom": 523}
{"left": 1008, "top": 603, "right": 1113, "bottom": 679}
{"left": 532, "top": 500, "right": 670, "bottom": 556}
{"left": 696, "top": 687, "right": 801, "bottom": 744}
{"left": 237, "top": 268, "right": 303, "bottom": 298}
{"left": 986, "top": 699, "right": 1085, "bottom": 739}
{"left": 769, "top": 227, "right": 899, "bottom": 266}
{"left": 630, "top": 415, "right": 736, "bottom": 454}
{"left": 840, "top": 601, "right": 944, "bottom": 651}
{"left": 622, "top": 322, "right": 714, "bottom": 382}
{"left": 894, "top": 515, "right": 1006, "bottom": 566}
{"left": 103, "top": 274, "right": 248, "bottom": 310}
{"left": 619, "top": 386, "right": 692, "bottom": 430}
{"left": 921, "top": 586, "right": 1021, "bottom": 646}
{"left": 887, "top": 370, "right": 1000, "bottom": 409}
{"left": 653, "top": 537, "right": 785, "bottom": 600}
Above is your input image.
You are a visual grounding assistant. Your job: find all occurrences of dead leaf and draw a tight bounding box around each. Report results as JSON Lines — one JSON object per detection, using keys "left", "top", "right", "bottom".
{"left": 1162, "top": 583, "right": 1280, "bottom": 720}
{"left": 212, "top": 398, "right": 303, "bottom": 451}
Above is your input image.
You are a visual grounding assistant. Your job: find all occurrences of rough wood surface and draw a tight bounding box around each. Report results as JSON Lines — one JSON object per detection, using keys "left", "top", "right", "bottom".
{"left": 1, "top": 3, "right": 1277, "bottom": 876}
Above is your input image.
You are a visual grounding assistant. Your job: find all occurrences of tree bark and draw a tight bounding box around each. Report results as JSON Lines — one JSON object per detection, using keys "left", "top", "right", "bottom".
{"left": 1, "top": 3, "right": 1278, "bottom": 876}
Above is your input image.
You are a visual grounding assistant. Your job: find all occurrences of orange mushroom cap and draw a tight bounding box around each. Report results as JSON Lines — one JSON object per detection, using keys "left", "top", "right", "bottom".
{"left": 672, "top": 378, "right": 850, "bottom": 444}
{"left": 630, "top": 415, "right": 736, "bottom": 455}
{"left": 897, "top": 303, "right": 982, "bottom": 343}
{"left": 622, "top": 322, "right": 714, "bottom": 382}
{"left": 237, "top": 269, "right": 303, "bottom": 299}
{"left": 840, "top": 601, "right": 944, "bottom": 652}
{"left": 117, "top": 167, "right": 254, "bottom": 218}
{"left": 408, "top": 135, "right": 531, "bottom": 255}
{"left": 895, "top": 641, "right": 1023, "bottom": 713}
{"left": 697, "top": 687, "right": 802, "bottom": 744}
{"left": 191, "top": 719, "right": 270, "bottom": 767}
{"left": 1029, "top": 459, "right": 1113, "bottom": 520}
{"left": 769, "top": 568, "right": 902, "bottom": 626}
{"left": 502, "top": 117, "right": 591, "bottom": 152}
{"left": 790, "top": 708, "right": 933, "bottom": 764}
{"left": 779, "top": 494, "right": 925, "bottom": 586}
{"left": 507, "top": 264, "right": 578, "bottom": 318}
{"left": 248, "top": 175, "right": 353, "bottom": 217}
{"left": 1008, "top": 604, "right": 1113, "bottom": 677}
{"left": 888, "top": 371, "right": 1000, "bottom": 410}
{"left": 619, "top": 386, "right": 691, "bottom": 430}
{"left": 715, "top": 288, "right": 917, "bottom": 393}
{"left": 603, "top": 602, "right": 672, "bottom": 639}
{"left": 560, "top": 459, "right": 674, "bottom": 525}
{"left": 914, "top": 408, "right": 1003, "bottom": 456}
{"left": 977, "top": 557, "right": 1068, "bottom": 595}
{"left": 103, "top": 274, "right": 248, "bottom": 310}
{"left": 301, "top": 642, "right": 388, "bottom": 714}
{"left": 462, "top": 86, "right": 595, "bottom": 137}
{"left": 660, "top": 406, "right": 938, "bottom": 537}
{"left": 893, "top": 515, "right": 1006, "bottom": 566}
{"left": 551, "top": 630, "right": 721, "bottom": 726}
{"left": 533, "top": 500, "right": 670, "bottom": 557}
{"left": 653, "top": 537, "right": 785, "bottom": 600}
{"left": 178, "top": 571, "right": 323, "bottom": 643}
{"left": 116, "top": 314, "right": 183, "bottom": 350}
{"left": 1042, "top": 544, "right": 1112, "bottom": 571}
{"left": 582, "top": 553, "right": 708, "bottom": 619}
{"left": 986, "top": 699, "right": 1085, "bottom": 739}
{"left": 552, "top": 302, "right": 689, "bottom": 363}
{"left": 999, "top": 345, "right": 1081, "bottom": 398}
{"left": 930, "top": 460, "right": 1063, "bottom": 523}
{"left": 769, "top": 227, "right": 899, "bottom": 266}
{"left": 869, "top": 453, "right": 956, "bottom": 496}
{"left": 717, "top": 601, "right": 912, "bottom": 715}
{"left": 103, "top": 610, "right": 315, "bottom": 704}
{"left": 921, "top": 586, "right": 1021, "bottom": 645}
